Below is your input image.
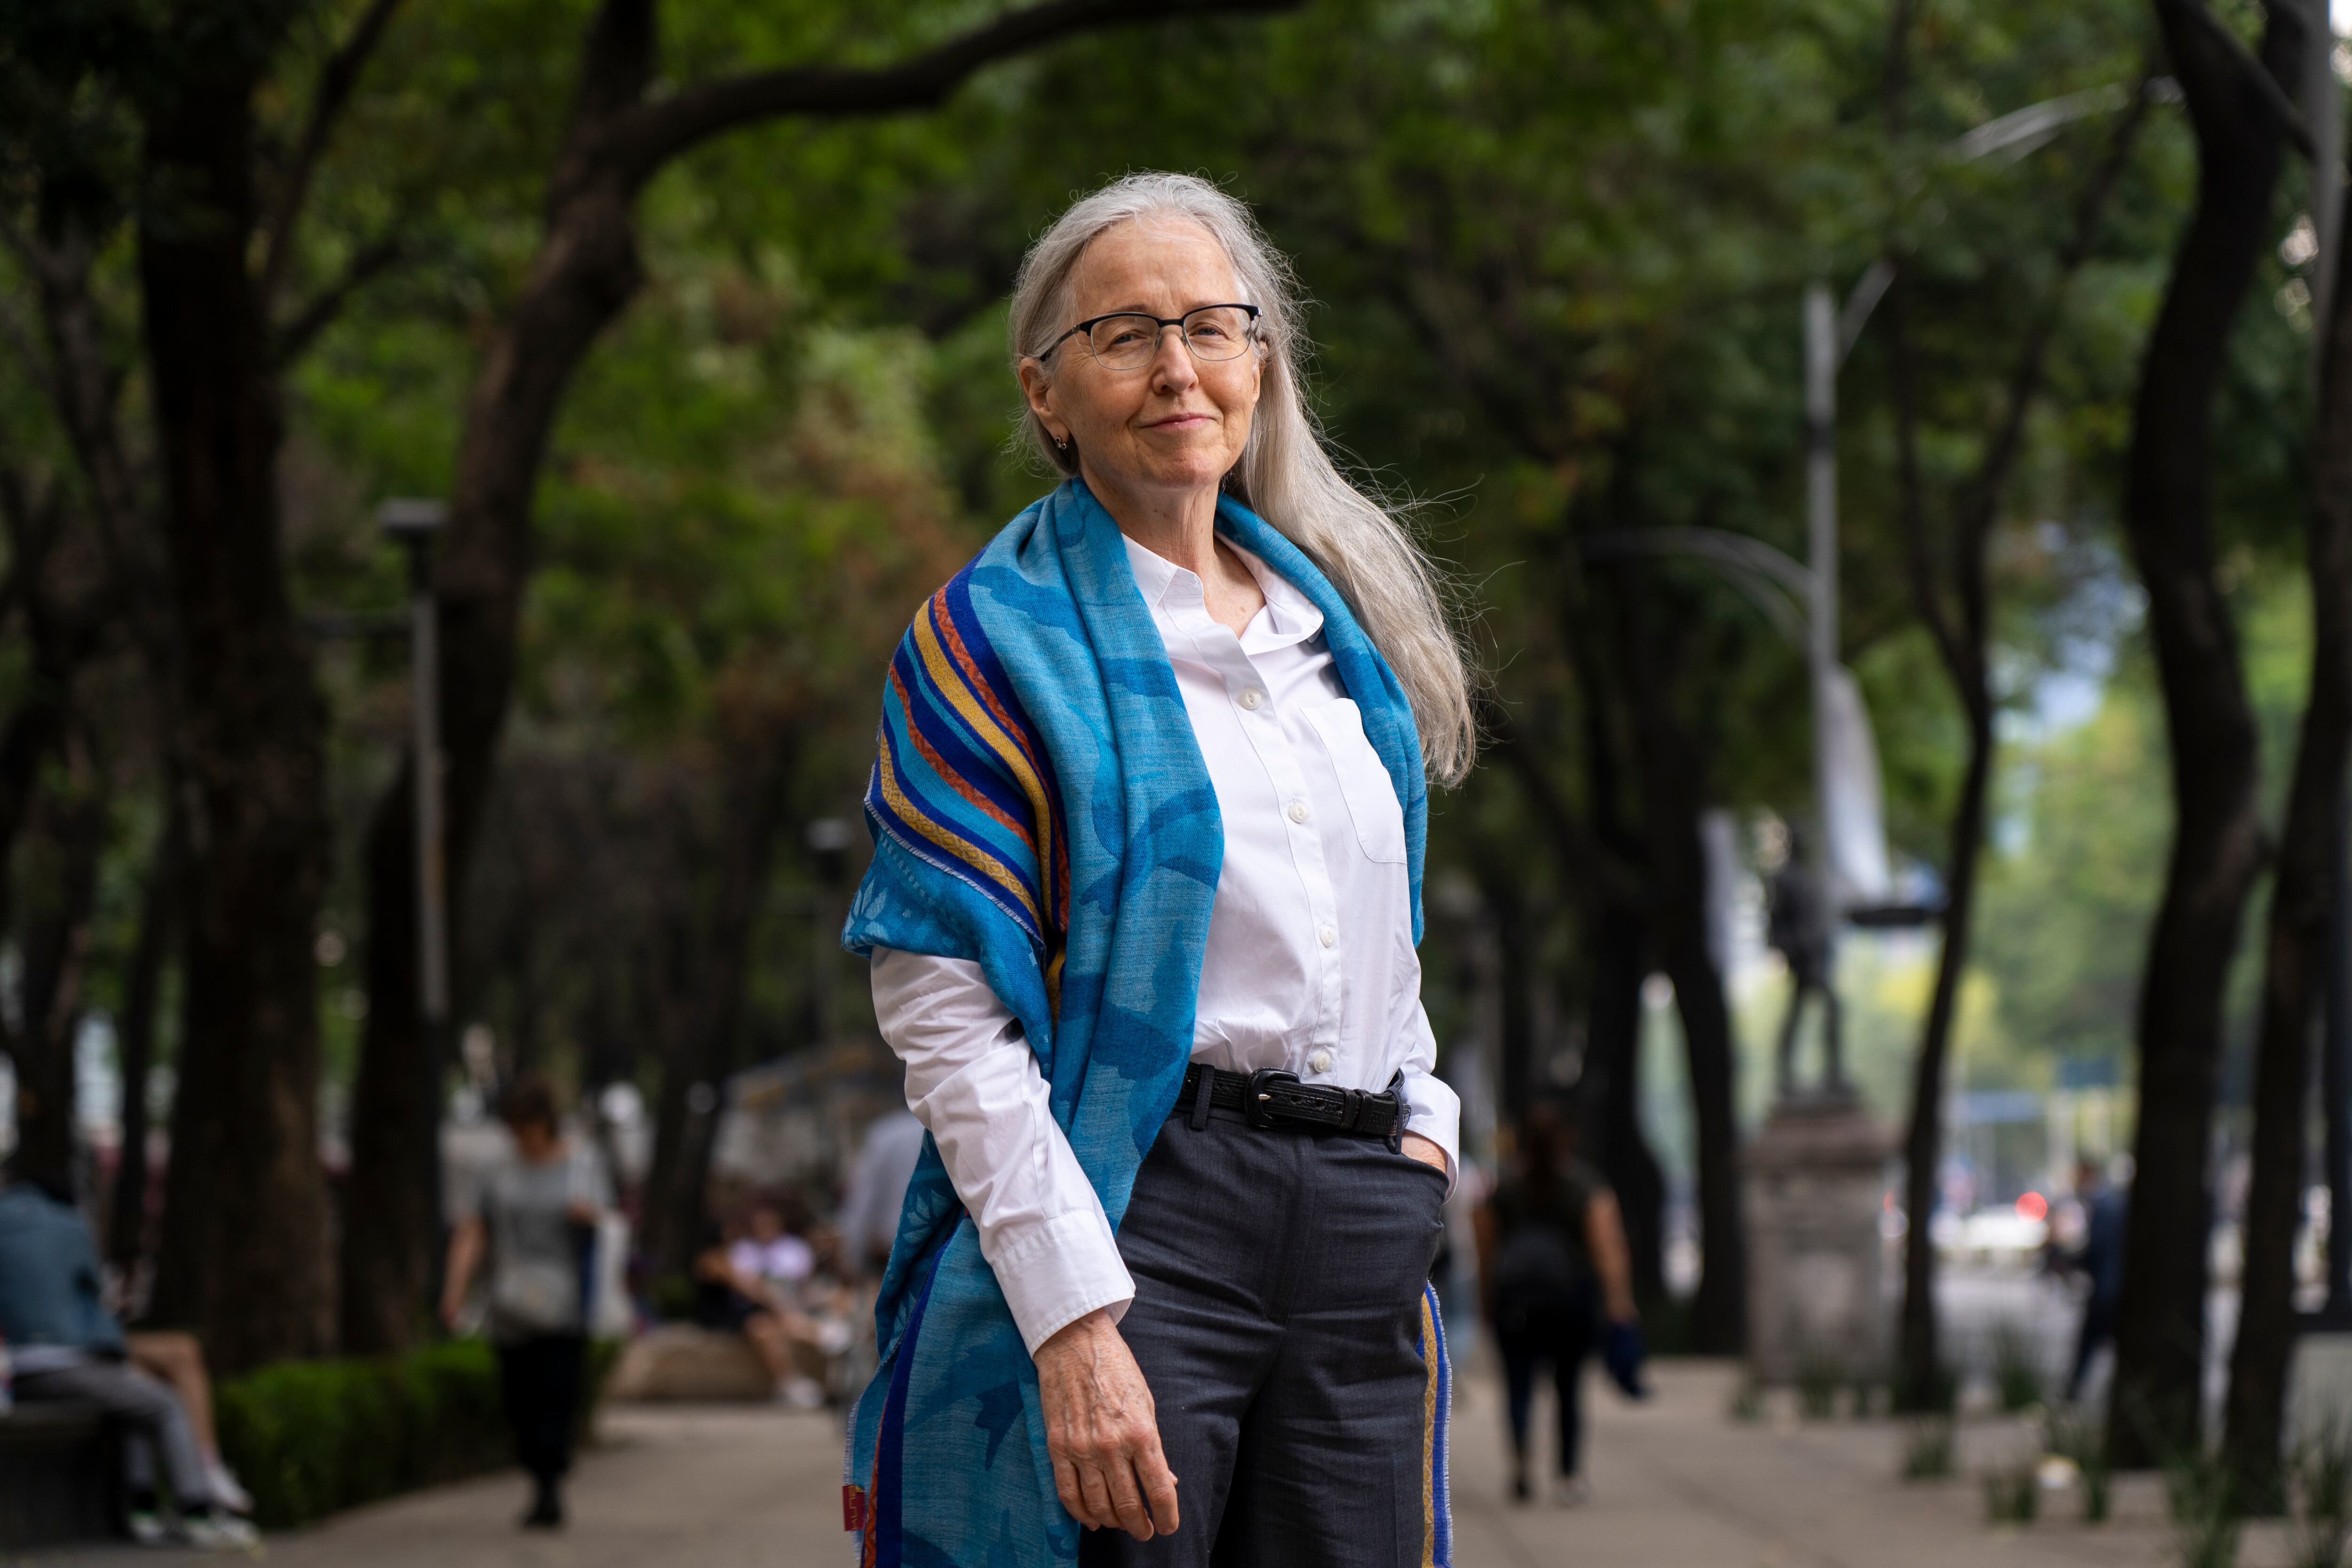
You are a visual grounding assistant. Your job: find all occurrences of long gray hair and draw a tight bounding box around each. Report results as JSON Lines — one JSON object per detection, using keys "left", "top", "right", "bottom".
{"left": 1008, "top": 172, "right": 1477, "bottom": 787}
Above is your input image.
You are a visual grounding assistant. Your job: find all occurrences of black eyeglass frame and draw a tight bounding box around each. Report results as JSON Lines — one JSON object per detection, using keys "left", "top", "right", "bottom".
{"left": 1044, "top": 303, "right": 1263, "bottom": 367}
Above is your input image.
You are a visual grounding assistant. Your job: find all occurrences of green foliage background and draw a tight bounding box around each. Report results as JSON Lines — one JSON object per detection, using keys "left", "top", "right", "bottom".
{"left": 1, "top": 0, "right": 2334, "bottom": 1214}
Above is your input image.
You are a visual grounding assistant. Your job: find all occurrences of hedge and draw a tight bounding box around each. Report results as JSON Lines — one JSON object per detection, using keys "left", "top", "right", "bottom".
{"left": 215, "top": 1338, "right": 619, "bottom": 1531}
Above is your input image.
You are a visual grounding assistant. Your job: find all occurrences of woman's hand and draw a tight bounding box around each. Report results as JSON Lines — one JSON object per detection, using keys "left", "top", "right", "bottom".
{"left": 1402, "top": 1132, "right": 1447, "bottom": 1174}
{"left": 1586, "top": 1191, "right": 1640, "bottom": 1324}
{"left": 1033, "top": 1309, "right": 1179, "bottom": 1540}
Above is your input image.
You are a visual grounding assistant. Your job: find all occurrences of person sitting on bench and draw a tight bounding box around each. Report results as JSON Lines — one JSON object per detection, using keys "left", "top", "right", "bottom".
{"left": 0, "top": 1161, "right": 255, "bottom": 1549}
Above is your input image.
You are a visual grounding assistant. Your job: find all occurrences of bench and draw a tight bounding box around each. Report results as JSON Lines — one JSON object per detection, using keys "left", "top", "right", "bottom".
{"left": 0, "top": 1402, "right": 123, "bottom": 1549}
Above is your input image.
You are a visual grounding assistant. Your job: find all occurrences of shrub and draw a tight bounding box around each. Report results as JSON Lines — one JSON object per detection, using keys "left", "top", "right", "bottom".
{"left": 1796, "top": 1348, "right": 1845, "bottom": 1421}
{"left": 215, "top": 1338, "right": 619, "bottom": 1531}
{"left": 1982, "top": 1462, "right": 2039, "bottom": 1524}
{"left": 2296, "top": 1417, "right": 2352, "bottom": 1568}
{"left": 2044, "top": 1407, "right": 2110, "bottom": 1524}
{"left": 2167, "top": 1445, "right": 2241, "bottom": 1568}
{"left": 1989, "top": 1323, "right": 2045, "bottom": 1414}
{"left": 1902, "top": 1417, "right": 1956, "bottom": 1481}
{"left": 1893, "top": 1361, "right": 1960, "bottom": 1416}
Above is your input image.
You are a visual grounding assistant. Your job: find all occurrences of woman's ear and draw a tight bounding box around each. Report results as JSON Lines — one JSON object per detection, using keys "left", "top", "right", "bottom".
{"left": 1016, "top": 357, "right": 1066, "bottom": 445}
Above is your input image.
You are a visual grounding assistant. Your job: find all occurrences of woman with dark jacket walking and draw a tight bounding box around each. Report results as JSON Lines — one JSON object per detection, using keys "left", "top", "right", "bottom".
{"left": 1475, "top": 1100, "right": 1639, "bottom": 1506}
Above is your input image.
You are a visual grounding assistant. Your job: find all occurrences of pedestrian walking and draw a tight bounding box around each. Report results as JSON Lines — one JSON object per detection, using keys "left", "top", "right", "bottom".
{"left": 1474, "top": 1101, "right": 1640, "bottom": 1506}
{"left": 841, "top": 171, "right": 1477, "bottom": 1567}
{"left": 2064, "top": 1156, "right": 2129, "bottom": 1403}
{"left": 440, "top": 1073, "right": 613, "bottom": 1530}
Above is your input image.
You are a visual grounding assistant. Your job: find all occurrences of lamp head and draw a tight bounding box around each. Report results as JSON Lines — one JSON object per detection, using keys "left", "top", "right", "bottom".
{"left": 376, "top": 498, "right": 448, "bottom": 539}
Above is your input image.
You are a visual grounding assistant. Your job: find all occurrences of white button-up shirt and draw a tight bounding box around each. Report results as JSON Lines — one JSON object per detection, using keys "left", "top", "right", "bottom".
{"left": 869, "top": 534, "right": 1460, "bottom": 1353}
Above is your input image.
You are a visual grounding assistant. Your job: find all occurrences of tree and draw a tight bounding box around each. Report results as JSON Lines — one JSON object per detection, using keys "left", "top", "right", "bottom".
{"left": 2109, "top": 0, "right": 2308, "bottom": 1467}
{"left": 0, "top": 478, "right": 113, "bottom": 1177}
{"left": 128, "top": 0, "right": 349, "bottom": 1369}
{"left": 2223, "top": 103, "right": 2352, "bottom": 1510}
{"left": 341, "top": 0, "right": 1305, "bottom": 1357}
{"left": 0, "top": 0, "right": 413, "bottom": 1367}
{"left": 1884, "top": 53, "right": 2155, "bottom": 1407}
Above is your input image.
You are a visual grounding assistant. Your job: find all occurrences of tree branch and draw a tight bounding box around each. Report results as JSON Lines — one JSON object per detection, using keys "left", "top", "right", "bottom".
{"left": 0, "top": 212, "right": 54, "bottom": 344}
{"left": 1885, "top": 277, "right": 1965, "bottom": 689}
{"left": 1478, "top": 694, "right": 1649, "bottom": 907}
{"left": 604, "top": 0, "right": 1303, "bottom": 183}
{"left": 2168, "top": 0, "right": 2316, "bottom": 158}
{"left": 260, "top": 0, "right": 410, "bottom": 308}
{"left": 575, "top": 0, "right": 659, "bottom": 129}
{"left": 1951, "top": 72, "right": 2156, "bottom": 679}
{"left": 274, "top": 233, "right": 408, "bottom": 366}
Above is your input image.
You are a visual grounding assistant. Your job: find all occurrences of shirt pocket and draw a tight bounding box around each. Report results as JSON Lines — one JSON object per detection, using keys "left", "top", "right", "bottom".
{"left": 1304, "top": 699, "right": 1409, "bottom": 864}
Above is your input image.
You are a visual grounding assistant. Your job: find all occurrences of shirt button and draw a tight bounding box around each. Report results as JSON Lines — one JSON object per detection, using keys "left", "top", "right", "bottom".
{"left": 1319, "top": 924, "right": 1337, "bottom": 948}
{"left": 1309, "top": 1049, "right": 1334, "bottom": 1074}
{"left": 1287, "top": 801, "right": 1310, "bottom": 824}
{"left": 1238, "top": 688, "right": 1264, "bottom": 710}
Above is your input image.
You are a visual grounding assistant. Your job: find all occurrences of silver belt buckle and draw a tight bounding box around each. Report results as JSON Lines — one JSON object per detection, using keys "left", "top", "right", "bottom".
{"left": 1246, "top": 1068, "right": 1301, "bottom": 1129}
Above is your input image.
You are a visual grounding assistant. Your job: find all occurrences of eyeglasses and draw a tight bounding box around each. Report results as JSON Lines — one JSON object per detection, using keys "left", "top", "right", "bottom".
{"left": 1046, "top": 304, "right": 1261, "bottom": 370}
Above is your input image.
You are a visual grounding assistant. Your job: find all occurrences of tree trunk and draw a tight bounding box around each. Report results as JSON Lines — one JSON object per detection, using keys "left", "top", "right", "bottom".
{"left": 1583, "top": 897, "right": 1668, "bottom": 1308}
{"left": 2222, "top": 148, "right": 2352, "bottom": 1508}
{"left": 137, "top": 34, "right": 334, "bottom": 1371}
{"left": 0, "top": 566, "right": 79, "bottom": 1171}
{"left": 1570, "top": 569, "right": 1669, "bottom": 1311}
{"left": 9, "top": 737, "right": 109, "bottom": 1180}
{"left": 1898, "top": 707, "right": 1991, "bottom": 1407}
{"left": 342, "top": 0, "right": 658, "bottom": 1336}
{"left": 1659, "top": 895, "right": 1744, "bottom": 1354}
{"left": 339, "top": 762, "right": 444, "bottom": 1354}
{"left": 1477, "top": 682, "right": 1668, "bottom": 1305}
{"left": 1472, "top": 853, "right": 1538, "bottom": 1115}
{"left": 110, "top": 803, "right": 182, "bottom": 1277}
{"left": 1610, "top": 564, "right": 1745, "bottom": 1353}
{"left": 638, "top": 909, "right": 705, "bottom": 1277}
{"left": 648, "top": 728, "right": 799, "bottom": 1281}
{"left": 1883, "top": 84, "right": 2148, "bottom": 1411}
{"left": 2109, "top": 0, "right": 2301, "bottom": 1468}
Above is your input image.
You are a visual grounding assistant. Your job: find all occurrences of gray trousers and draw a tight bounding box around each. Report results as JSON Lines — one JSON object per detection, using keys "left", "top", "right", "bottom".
{"left": 1080, "top": 1102, "right": 1447, "bottom": 1568}
{"left": 16, "top": 1359, "right": 213, "bottom": 1508}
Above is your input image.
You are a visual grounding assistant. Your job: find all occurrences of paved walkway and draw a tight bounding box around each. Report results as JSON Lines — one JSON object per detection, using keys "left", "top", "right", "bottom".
{"left": 8, "top": 1364, "right": 2310, "bottom": 1568}
{"left": 1447, "top": 1362, "right": 2262, "bottom": 1567}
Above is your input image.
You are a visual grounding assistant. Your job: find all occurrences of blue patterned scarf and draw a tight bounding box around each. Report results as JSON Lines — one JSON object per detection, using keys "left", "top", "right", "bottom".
{"left": 840, "top": 477, "right": 1449, "bottom": 1566}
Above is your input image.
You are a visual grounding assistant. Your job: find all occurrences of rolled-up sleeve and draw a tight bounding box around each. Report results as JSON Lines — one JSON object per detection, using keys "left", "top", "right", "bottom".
{"left": 1393, "top": 999, "right": 1461, "bottom": 1193}
{"left": 869, "top": 947, "right": 1135, "bottom": 1353}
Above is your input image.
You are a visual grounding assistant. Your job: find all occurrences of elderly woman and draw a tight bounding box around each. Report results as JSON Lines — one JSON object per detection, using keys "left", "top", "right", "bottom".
{"left": 842, "top": 172, "right": 1476, "bottom": 1568}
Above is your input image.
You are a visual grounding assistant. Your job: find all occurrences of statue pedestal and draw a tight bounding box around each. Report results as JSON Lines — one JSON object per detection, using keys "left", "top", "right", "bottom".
{"left": 1743, "top": 1096, "right": 1891, "bottom": 1385}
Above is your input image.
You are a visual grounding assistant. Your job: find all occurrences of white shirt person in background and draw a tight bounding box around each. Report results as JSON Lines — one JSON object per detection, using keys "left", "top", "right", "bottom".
{"left": 694, "top": 1197, "right": 851, "bottom": 1409}
{"left": 839, "top": 1106, "right": 926, "bottom": 1281}
{"left": 868, "top": 172, "right": 1475, "bottom": 1567}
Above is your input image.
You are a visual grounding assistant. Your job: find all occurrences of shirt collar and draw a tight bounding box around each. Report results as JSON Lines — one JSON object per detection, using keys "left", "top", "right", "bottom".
{"left": 1121, "top": 531, "right": 1325, "bottom": 651}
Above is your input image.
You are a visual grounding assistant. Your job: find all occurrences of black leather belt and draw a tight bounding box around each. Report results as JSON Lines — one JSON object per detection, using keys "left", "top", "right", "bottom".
{"left": 1169, "top": 1063, "right": 1403, "bottom": 1138}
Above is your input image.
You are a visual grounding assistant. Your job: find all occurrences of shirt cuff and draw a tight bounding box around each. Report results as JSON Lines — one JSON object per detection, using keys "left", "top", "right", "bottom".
{"left": 985, "top": 1203, "right": 1137, "bottom": 1355}
{"left": 1398, "top": 1070, "right": 1462, "bottom": 1195}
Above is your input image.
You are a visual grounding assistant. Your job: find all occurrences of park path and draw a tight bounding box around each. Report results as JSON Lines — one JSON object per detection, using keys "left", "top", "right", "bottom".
{"left": 1449, "top": 1361, "right": 2241, "bottom": 1568}
{"left": 7, "top": 1361, "right": 2307, "bottom": 1568}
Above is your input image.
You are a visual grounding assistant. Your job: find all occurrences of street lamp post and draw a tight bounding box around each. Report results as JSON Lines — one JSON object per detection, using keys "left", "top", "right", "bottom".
{"left": 377, "top": 499, "right": 450, "bottom": 1037}
{"left": 1804, "top": 283, "right": 1844, "bottom": 1028}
